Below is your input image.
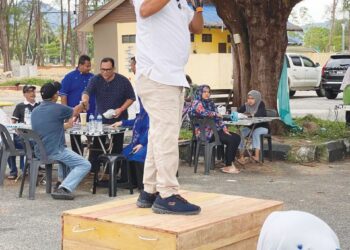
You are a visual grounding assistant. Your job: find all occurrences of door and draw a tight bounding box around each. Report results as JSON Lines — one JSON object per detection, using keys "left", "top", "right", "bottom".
{"left": 301, "top": 56, "right": 320, "bottom": 87}
{"left": 289, "top": 55, "right": 305, "bottom": 87}
{"left": 218, "top": 43, "right": 227, "bottom": 53}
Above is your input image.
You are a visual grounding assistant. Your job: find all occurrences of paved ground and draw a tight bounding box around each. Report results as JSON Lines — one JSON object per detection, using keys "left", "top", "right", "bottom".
{"left": 0, "top": 160, "right": 349, "bottom": 249}
{"left": 290, "top": 91, "right": 345, "bottom": 121}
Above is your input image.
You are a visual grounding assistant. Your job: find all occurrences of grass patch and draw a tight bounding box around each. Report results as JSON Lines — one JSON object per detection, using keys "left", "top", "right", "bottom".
{"left": 0, "top": 78, "right": 55, "bottom": 87}
{"left": 179, "top": 129, "right": 192, "bottom": 140}
{"left": 287, "top": 115, "right": 350, "bottom": 143}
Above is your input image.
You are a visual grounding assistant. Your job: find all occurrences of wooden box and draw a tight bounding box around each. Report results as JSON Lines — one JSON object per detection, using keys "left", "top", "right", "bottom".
{"left": 62, "top": 191, "right": 283, "bottom": 250}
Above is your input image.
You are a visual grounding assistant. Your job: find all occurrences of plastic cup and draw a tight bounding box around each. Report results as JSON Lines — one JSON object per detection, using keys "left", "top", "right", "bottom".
{"left": 80, "top": 113, "right": 87, "bottom": 126}
{"left": 230, "top": 111, "right": 239, "bottom": 122}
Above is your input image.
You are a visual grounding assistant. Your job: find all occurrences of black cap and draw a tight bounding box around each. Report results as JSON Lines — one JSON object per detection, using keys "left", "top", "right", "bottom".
{"left": 40, "top": 82, "right": 61, "bottom": 100}
{"left": 23, "top": 85, "right": 36, "bottom": 94}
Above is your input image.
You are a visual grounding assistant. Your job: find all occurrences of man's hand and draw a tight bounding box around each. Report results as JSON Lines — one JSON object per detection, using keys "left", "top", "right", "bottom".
{"left": 111, "top": 121, "right": 122, "bottom": 128}
{"left": 81, "top": 101, "right": 89, "bottom": 112}
{"left": 132, "top": 144, "right": 143, "bottom": 154}
{"left": 190, "top": 0, "right": 203, "bottom": 11}
{"left": 74, "top": 103, "right": 86, "bottom": 115}
{"left": 113, "top": 108, "right": 124, "bottom": 118}
{"left": 64, "top": 119, "right": 74, "bottom": 130}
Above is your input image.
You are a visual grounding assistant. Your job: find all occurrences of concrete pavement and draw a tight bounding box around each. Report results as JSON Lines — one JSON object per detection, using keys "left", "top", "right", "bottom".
{"left": 0, "top": 160, "right": 349, "bottom": 249}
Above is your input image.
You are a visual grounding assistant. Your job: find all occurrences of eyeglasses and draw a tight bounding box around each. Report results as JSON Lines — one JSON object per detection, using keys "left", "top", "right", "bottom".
{"left": 176, "top": 0, "right": 181, "bottom": 9}
{"left": 100, "top": 68, "right": 113, "bottom": 72}
{"left": 247, "top": 97, "right": 255, "bottom": 100}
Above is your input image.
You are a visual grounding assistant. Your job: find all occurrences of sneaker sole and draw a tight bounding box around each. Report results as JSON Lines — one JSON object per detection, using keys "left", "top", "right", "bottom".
{"left": 51, "top": 194, "right": 74, "bottom": 200}
{"left": 151, "top": 204, "right": 201, "bottom": 215}
{"left": 136, "top": 200, "right": 153, "bottom": 208}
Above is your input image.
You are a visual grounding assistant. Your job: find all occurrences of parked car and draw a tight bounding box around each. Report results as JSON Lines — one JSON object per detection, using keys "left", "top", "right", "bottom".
{"left": 321, "top": 53, "right": 350, "bottom": 99}
{"left": 286, "top": 53, "right": 323, "bottom": 97}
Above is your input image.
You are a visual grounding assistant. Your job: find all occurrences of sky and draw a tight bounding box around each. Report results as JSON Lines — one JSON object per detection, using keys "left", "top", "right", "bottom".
{"left": 293, "top": 0, "right": 342, "bottom": 24}
{"left": 41, "top": 0, "right": 337, "bottom": 25}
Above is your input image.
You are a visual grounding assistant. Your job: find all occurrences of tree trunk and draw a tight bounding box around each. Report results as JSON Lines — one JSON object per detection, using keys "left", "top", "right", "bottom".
{"left": 77, "top": 0, "right": 88, "bottom": 55}
{"left": 23, "top": 1, "right": 35, "bottom": 65}
{"left": 0, "top": 0, "right": 11, "bottom": 71}
{"left": 60, "top": 0, "right": 66, "bottom": 66}
{"left": 328, "top": 0, "right": 338, "bottom": 52}
{"left": 213, "top": 0, "right": 301, "bottom": 110}
{"left": 32, "top": 0, "right": 43, "bottom": 66}
{"left": 65, "top": 0, "right": 72, "bottom": 66}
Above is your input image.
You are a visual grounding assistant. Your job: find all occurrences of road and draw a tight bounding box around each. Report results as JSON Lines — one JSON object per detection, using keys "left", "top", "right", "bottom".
{"left": 290, "top": 91, "right": 345, "bottom": 121}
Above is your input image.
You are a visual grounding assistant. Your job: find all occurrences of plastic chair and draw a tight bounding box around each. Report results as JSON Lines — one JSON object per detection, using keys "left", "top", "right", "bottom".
{"left": 192, "top": 117, "right": 222, "bottom": 175}
{"left": 16, "top": 128, "right": 58, "bottom": 200}
{"left": 94, "top": 154, "right": 134, "bottom": 197}
{"left": 0, "top": 124, "right": 26, "bottom": 186}
{"left": 260, "top": 109, "right": 278, "bottom": 162}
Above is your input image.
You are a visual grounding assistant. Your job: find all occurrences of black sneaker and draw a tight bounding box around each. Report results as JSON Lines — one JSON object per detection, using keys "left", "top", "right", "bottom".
{"left": 51, "top": 187, "right": 74, "bottom": 200}
{"left": 152, "top": 194, "right": 201, "bottom": 215}
{"left": 136, "top": 191, "right": 158, "bottom": 208}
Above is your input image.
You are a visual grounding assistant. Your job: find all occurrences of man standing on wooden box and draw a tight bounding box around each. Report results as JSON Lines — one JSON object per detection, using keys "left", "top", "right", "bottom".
{"left": 133, "top": 0, "right": 204, "bottom": 215}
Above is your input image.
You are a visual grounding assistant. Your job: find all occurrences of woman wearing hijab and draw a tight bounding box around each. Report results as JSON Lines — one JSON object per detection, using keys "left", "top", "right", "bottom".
{"left": 189, "top": 85, "right": 241, "bottom": 174}
{"left": 238, "top": 90, "right": 268, "bottom": 164}
{"left": 112, "top": 99, "right": 149, "bottom": 189}
{"left": 257, "top": 210, "right": 341, "bottom": 250}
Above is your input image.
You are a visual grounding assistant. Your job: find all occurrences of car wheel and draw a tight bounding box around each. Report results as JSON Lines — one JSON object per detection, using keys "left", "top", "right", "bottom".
{"left": 325, "top": 90, "right": 338, "bottom": 99}
{"left": 289, "top": 90, "right": 296, "bottom": 97}
{"left": 316, "top": 88, "right": 325, "bottom": 97}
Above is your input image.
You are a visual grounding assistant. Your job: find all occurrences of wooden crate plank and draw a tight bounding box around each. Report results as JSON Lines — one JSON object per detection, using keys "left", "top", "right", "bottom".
{"left": 62, "top": 191, "right": 283, "bottom": 250}
{"left": 63, "top": 215, "right": 176, "bottom": 250}
{"left": 177, "top": 204, "right": 282, "bottom": 249}
{"left": 218, "top": 236, "right": 259, "bottom": 250}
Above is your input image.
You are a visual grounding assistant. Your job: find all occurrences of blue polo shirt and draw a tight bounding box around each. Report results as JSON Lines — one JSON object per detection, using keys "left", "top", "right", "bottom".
{"left": 60, "top": 69, "right": 96, "bottom": 115}
{"left": 31, "top": 101, "right": 73, "bottom": 156}
{"left": 84, "top": 74, "right": 135, "bottom": 124}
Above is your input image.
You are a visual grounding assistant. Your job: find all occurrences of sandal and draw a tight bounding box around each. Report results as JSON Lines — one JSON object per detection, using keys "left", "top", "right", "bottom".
{"left": 251, "top": 157, "right": 260, "bottom": 164}
{"left": 237, "top": 158, "right": 247, "bottom": 166}
{"left": 221, "top": 167, "right": 240, "bottom": 174}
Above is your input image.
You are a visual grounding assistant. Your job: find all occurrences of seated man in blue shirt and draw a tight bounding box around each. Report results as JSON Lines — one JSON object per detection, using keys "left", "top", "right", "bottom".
{"left": 80, "top": 57, "right": 135, "bottom": 172}
{"left": 59, "top": 55, "right": 95, "bottom": 154}
{"left": 31, "top": 82, "right": 91, "bottom": 200}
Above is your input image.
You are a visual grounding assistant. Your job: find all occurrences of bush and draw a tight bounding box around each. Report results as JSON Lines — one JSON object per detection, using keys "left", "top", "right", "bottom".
{"left": 288, "top": 115, "right": 349, "bottom": 142}
{"left": 0, "top": 78, "right": 55, "bottom": 87}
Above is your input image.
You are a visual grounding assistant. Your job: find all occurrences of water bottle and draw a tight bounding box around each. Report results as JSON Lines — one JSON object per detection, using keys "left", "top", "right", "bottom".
{"left": 88, "top": 114, "right": 95, "bottom": 133}
{"left": 24, "top": 107, "right": 31, "bottom": 125}
{"left": 96, "top": 114, "right": 103, "bottom": 133}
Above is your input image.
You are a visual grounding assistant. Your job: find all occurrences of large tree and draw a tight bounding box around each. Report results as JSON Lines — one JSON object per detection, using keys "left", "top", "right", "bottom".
{"left": 0, "top": 0, "right": 11, "bottom": 72}
{"left": 77, "top": 0, "right": 88, "bottom": 55}
{"left": 212, "top": 0, "right": 302, "bottom": 110}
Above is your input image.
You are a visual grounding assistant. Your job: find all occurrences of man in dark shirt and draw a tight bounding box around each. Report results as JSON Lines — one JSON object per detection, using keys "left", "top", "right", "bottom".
{"left": 31, "top": 82, "right": 91, "bottom": 200}
{"left": 7, "top": 85, "right": 40, "bottom": 180}
{"left": 60, "top": 55, "right": 95, "bottom": 154}
{"left": 80, "top": 57, "right": 135, "bottom": 172}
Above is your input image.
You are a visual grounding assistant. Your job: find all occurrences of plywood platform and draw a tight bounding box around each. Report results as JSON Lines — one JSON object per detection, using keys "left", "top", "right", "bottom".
{"left": 62, "top": 191, "right": 283, "bottom": 250}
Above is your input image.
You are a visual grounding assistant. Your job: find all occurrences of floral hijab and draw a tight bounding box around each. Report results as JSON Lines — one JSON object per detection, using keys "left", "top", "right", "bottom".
{"left": 193, "top": 85, "right": 217, "bottom": 112}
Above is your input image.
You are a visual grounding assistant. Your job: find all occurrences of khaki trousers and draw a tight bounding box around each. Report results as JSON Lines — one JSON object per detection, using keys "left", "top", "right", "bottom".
{"left": 136, "top": 75, "right": 184, "bottom": 198}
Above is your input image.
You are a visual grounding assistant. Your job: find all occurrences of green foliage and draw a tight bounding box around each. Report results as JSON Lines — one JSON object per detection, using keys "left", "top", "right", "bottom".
{"left": 287, "top": 115, "right": 349, "bottom": 142}
{"left": 304, "top": 27, "right": 330, "bottom": 52}
{"left": 0, "top": 78, "right": 55, "bottom": 87}
{"left": 44, "top": 39, "right": 60, "bottom": 63}
{"left": 179, "top": 129, "right": 193, "bottom": 140}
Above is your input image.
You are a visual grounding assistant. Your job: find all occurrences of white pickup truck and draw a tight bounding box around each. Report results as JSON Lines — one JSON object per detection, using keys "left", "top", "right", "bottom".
{"left": 286, "top": 53, "right": 323, "bottom": 97}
